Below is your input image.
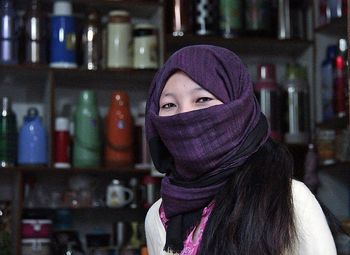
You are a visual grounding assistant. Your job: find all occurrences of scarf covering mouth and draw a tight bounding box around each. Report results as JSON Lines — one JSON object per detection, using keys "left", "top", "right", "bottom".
{"left": 145, "top": 45, "right": 270, "bottom": 253}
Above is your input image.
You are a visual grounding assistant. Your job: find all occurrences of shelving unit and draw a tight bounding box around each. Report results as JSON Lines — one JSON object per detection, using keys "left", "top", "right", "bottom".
{"left": 312, "top": 11, "right": 348, "bottom": 222}
{"left": 0, "top": 1, "right": 163, "bottom": 254}
{"left": 165, "top": 35, "right": 313, "bottom": 58}
{"left": 1, "top": 0, "right": 346, "bottom": 254}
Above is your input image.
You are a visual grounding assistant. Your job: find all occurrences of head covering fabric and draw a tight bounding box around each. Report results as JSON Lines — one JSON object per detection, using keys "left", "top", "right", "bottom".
{"left": 145, "top": 45, "right": 270, "bottom": 253}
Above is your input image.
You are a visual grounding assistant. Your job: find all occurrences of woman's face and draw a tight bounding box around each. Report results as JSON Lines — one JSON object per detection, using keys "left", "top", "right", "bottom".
{"left": 159, "top": 71, "right": 224, "bottom": 116}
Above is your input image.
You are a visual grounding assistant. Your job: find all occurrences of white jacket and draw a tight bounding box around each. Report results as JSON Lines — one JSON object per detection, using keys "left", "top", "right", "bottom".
{"left": 145, "top": 180, "right": 337, "bottom": 255}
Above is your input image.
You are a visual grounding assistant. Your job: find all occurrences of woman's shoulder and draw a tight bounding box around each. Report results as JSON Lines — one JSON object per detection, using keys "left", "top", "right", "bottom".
{"left": 145, "top": 198, "right": 163, "bottom": 225}
{"left": 291, "top": 180, "right": 337, "bottom": 255}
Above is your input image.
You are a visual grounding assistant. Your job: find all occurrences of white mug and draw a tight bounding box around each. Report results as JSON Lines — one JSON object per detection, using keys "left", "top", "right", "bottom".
{"left": 106, "top": 179, "right": 133, "bottom": 208}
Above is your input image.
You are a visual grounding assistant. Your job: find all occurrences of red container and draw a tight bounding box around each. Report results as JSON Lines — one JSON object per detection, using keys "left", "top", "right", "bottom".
{"left": 54, "top": 117, "right": 71, "bottom": 168}
{"left": 21, "top": 219, "right": 52, "bottom": 238}
{"left": 105, "top": 91, "right": 134, "bottom": 167}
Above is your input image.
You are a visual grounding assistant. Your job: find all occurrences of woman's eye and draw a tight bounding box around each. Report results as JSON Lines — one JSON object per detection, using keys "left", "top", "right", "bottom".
{"left": 196, "top": 97, "right": 213, "bottom": 103}
{"left": 161, "top": 103, "right": 176, "bottom": 109}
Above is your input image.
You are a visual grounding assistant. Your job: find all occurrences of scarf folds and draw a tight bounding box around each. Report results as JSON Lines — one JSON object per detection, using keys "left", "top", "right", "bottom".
{"left": 150, "top": 106, "right": 269, "bottom": 218}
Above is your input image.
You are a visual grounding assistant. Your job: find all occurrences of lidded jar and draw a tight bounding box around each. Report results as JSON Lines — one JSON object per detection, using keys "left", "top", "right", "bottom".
{"left": 107, "top": 10, "right": 132, "bottom": 68}
{"left": 133, "top": 23, "right": 158, "bottom": 69}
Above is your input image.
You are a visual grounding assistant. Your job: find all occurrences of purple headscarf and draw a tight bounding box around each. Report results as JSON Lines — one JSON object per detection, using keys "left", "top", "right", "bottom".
{"left": 145, "top": 45, "right": 270, "bottom": 252}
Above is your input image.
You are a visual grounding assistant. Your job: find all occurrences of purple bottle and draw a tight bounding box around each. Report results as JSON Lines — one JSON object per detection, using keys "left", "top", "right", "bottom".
{"left": 0, "top": 0, "right": 18, "bottom": 64}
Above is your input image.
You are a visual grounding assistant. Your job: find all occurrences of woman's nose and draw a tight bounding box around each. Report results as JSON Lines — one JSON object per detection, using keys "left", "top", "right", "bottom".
{"left": 178, "top": 103, "right": 194, "bottom": 114}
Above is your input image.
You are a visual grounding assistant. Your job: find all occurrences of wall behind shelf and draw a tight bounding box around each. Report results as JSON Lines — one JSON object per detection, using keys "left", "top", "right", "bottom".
{"left": 318, "top": 171, "right": 349, "bottom": 219}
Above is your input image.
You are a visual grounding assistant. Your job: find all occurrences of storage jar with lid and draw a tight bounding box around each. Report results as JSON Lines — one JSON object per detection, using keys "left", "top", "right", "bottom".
{"left": 107, "top": 10, "right": 132, "bottom": 68}
{"left": 133, "top": 24, "right": 158, "bottom": 69}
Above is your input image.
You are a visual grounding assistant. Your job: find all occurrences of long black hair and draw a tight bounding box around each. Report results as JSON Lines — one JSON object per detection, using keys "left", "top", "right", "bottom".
{"left": 198, "top": 138, "right": 297, "bottom": 255}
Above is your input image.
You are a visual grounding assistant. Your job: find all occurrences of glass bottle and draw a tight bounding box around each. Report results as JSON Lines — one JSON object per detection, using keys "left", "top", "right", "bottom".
{"left": 194, "top": 0, "right": 219, "bottom": 35}
{"left": 219, "top": 0, "right": 242, "bottom": 38}
{"left": 73, "top": 90, "right": 101, "bottom": 168}
{"left": 0, "top": 0, "right": 18, "bottom": 64}
{"left": 82, "top": 10, "right": 101, "bottom": 70}
{"left": 282, "top": 64, "right": 309, "bottom": 145}
{"left": 254, "top": 64, "right": 282, "bottom": 142}
{"left": 24, "top": 0, "right": 46, "bottom": 64}
{"left": 169, "top": 0, "right": 193, "bottom": 36}
{"left": 0, "top": 97, "right": 17, "bottom": 167}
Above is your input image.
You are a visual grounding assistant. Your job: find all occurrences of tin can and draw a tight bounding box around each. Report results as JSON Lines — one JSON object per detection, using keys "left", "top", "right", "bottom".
{"left": 107, "top": 10, "right": 132, "bottom": 68}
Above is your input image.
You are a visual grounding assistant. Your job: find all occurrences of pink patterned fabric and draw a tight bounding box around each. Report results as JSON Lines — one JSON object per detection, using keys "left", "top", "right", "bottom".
{"left": 159, "top": 202, "right": 214, "bottom": 255}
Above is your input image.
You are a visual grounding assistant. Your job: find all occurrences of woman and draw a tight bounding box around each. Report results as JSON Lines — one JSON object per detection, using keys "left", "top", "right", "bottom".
{"left": 145, "top": 45, "right": 336, "bottom": 255}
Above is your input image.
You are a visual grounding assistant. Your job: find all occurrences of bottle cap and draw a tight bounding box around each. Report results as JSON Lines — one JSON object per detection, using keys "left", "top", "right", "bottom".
{"left": 326, "top": 45, "right": 337, "bottom": 60}
{"left": 27, "top": 107, "right": 39, "bottom": 118}
{"left": 53, "top": 1, "right": 72, "bottom": 16}
{"left": 108, "top": 10, "right": 129, "bottom": 17}
{"left": 79, "top": 90, "right": 97, "bottom": 105}
{"left": 55, "top": 117, "right": 69, "bottom": 131}
{"left": 339, "top": 38, "right": 347, "bottom": 53}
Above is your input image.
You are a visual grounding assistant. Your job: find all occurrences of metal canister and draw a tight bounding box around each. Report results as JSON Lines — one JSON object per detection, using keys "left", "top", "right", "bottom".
{"left": 24, "top": 0, "right": 46, "bottom": 64}
{"left": 107, "top": 10, "right": 132, "bottom": 68}
{"left": 194, "top": 0, "right": 219, "bottom": 35}
{"left": 0, "top": 0, "right": 18, "bottom": 64}
{"left": 133, "top": 24, "right": 158, "bottom": 69}
{"left": 254, "top": 64, "right": 282, "bottom": 142}
{"left": 219, "top": 0, "right": 242, "bottom": 38}
{"left": 82, "top": 11, "right": 101, "bottom": 70}
{"left": 282, "top": 64, "right": 309, "bottom": 144}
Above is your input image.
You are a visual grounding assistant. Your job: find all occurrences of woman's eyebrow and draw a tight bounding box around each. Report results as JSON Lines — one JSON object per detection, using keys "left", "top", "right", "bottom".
{"left": 160, "top": 92, "right": 175, "bottom": 98}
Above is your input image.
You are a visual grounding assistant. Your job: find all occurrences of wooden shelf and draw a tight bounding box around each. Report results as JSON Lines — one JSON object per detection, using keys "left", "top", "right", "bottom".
{"left": 0, "top": 64, "right": 156, "bottom": 89}
{"left": 53, "top": 68, "right": 156, "bottom": 89}
{"left": 165, "top": 35, "right": 313, "bottom": 58}
{"left": 319, "top": 162, "right": 350, "bottom": 184}
{"left": 315, "top": 17, "right": 346, "bottom": 37}
{"left": 16, "top": 0, "right": 161, "bottom": 18}
{"left": 0, "top": 166, "right": 150, "bottom": 176}
{"left": 22, "top": 207, "right": 148, "bottom": 221}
